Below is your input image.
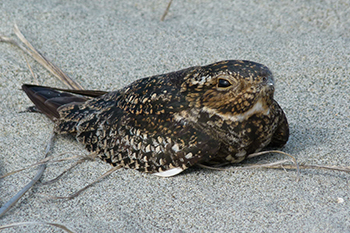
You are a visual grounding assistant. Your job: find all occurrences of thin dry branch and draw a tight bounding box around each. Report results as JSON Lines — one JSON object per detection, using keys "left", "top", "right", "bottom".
{"left": 161, "top": 0, "right": 173, "bottom": 21}
{"left": 205, "top": 150, "right": 301, "bottom": 181}
{"left": 48, "top": 165, "right": 122, "bottom": 200}
{"left": 263, "top": 163, "right": 350, "bottom": 173}
{"left": 197, "top": 159, "right": 293, "bottom": 172}
{"left": 13, "top": 24, "right": 83, "bottom": 90}
{"left": 0, "top": 25, "right": 83, "bottom": 90}
{"left": 0, "top": 132, "right": 56, "bottom": 218}
{"left": 40, "top": 155, "right": 95, "bottom": 185}
{"left": 0, "top": 221, "right": 75, "bottom": 233}
{"left": 24, "top": 55, "right": 39, "bottom": 84}
{"left": 198, "top": 150, "right": 350, "bottom": 177}
{"left": 0, "top": 153, "right": 88, "bottom": 179}
{"left": 248, "top": 150, "right": 300, "bottom": 181}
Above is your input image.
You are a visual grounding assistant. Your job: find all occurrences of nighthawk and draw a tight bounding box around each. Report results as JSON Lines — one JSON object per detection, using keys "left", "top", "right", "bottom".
{"left": 22, "top": 60, "right": 289, "bottom": 177}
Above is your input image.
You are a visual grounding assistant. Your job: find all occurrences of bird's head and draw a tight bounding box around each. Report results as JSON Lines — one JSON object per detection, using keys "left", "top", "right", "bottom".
{"left": 181, "top": 60, "right": 275, "bottom": 120}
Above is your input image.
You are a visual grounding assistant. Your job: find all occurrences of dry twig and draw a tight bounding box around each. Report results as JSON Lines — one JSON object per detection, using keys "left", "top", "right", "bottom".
{"left": 0, "top": 132, "right": 55, "bottom": 218}
{"left": 0, "top": 221, "right": 75, "bottom": 233}
{"left": 161, "top": 0, "right": 173, "bottom": 21}
{"left": 47, "top": 165, "right": 122, "bottom": 200}
{"left": 41, "top": 153, "right": 98, "bottom": 185}
{"left": 0, "top": 153, "right": 88, "bottom": 179}
{"left": 198, "top": 150, "right": 350, "bottom": 179}
{"left": 0, "top": 24, "right": 83, "bottom": 90}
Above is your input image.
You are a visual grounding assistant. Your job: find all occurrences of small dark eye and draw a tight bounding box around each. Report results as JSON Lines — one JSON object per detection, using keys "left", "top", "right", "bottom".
{"left": 218, "top": 78, "right": 232, "bottom": 88}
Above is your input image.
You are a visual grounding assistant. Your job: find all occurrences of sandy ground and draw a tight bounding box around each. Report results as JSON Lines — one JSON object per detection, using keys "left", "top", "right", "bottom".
{"left": 0, "top": 0, "right": 350, "bottom": 232}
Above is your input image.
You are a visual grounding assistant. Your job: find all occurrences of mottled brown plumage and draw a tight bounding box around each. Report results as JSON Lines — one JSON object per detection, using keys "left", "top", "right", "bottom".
{"left": 22, "top": 60, "right": 289, "bottom": 177}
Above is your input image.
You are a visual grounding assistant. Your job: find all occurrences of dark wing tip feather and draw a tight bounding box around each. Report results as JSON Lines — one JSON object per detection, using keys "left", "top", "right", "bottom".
{"left": 22, "top": 84, "right": 88, "bottom": 121}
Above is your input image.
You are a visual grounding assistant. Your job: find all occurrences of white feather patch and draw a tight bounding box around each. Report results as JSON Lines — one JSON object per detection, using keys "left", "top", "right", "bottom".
{"left": 153, "top": 168, "right": 184, "bottom": 177}
{"left": 202, "top": 100, "right": 269, "bottom": 122}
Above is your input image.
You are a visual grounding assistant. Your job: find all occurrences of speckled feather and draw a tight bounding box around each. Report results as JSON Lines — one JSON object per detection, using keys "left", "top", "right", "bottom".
{"left": 22, "top": 60, "right": 289, "bottom": 177}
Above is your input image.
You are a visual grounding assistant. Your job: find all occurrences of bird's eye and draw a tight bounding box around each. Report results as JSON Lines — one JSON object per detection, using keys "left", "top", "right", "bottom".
{"left": 217, "top": 78, "right": 232, "bottom": 88}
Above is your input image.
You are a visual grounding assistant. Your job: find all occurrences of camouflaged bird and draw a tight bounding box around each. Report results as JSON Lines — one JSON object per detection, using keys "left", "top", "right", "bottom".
{"left": 22, "top": 60, "right": 289, "bottom": 177}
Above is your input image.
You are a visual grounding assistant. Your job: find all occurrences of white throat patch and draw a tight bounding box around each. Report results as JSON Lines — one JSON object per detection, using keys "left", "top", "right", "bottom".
{"left": 202, "top": 100, "right": 270, "bottom": 122}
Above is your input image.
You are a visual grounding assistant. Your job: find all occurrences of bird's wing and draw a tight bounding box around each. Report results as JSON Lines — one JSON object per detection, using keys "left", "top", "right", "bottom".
{"left": 22, "top": 84, "right": 108, "bottom": 121}
{"left": 71, "top": 95, "right": 220, "bottom": 176}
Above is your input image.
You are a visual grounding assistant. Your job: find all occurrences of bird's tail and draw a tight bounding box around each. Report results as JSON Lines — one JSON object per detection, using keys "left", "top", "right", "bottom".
{"left": 22, "top": 84, "right": 107, "bottom": 121}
